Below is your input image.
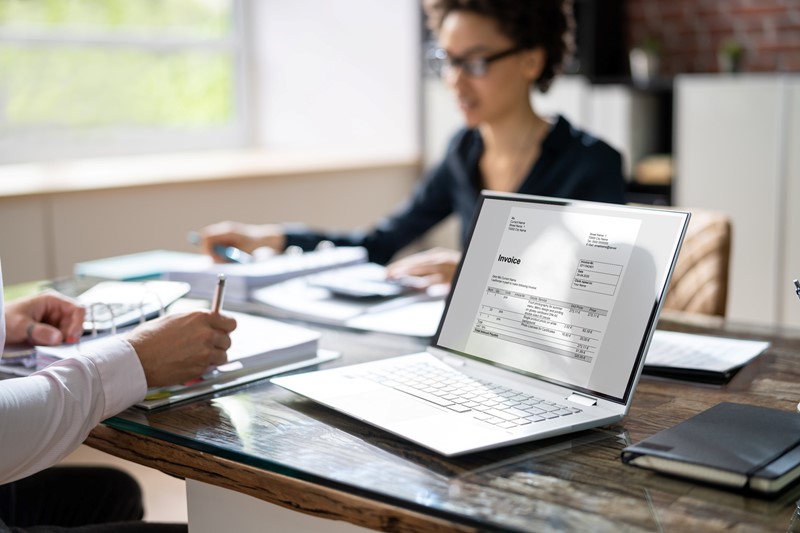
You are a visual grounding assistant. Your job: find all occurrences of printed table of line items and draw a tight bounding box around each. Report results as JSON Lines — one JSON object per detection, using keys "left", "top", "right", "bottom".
{"left": 474, "top": 287, "right": 609, "bottom": 363}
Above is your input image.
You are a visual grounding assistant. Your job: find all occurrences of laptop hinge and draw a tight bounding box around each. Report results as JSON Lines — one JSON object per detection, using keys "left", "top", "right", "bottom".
{"left": 568, "top": 392, "right": 597, "bottom": 406}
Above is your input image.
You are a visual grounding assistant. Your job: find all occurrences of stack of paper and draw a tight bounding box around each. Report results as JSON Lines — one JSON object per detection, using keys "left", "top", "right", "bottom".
{"left": 644, "top": 330, "right": 770, "bottom": 383}
{"left": 0, "top": 345, "right": 38, "bottom": 376}
{"left": 36, "top": 311, "right": 320, "bottom": 373}
{"left": 33, "top": 310, "right": 327, "bottom": 407}
{"left": 140, "top": 311, "right": 329, "bottom": 408}
{"left": 211, "top": 311, "right": 321, "bottom": 372}
{"left": 164, "top": 246, "right": 368, "bottom": 302}
{"left": 74, "top": 250, "right": 210, "bottom": 281}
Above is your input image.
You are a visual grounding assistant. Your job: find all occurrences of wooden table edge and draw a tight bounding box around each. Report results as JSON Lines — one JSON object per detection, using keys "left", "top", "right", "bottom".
{"left": 87, "top": 425, "right": 479, "bottom": 533}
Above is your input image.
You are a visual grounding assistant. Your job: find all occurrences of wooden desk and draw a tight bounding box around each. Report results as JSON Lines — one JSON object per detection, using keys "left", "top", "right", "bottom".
{"left": 87, "top": 319, "right": 800, "bottom": 532}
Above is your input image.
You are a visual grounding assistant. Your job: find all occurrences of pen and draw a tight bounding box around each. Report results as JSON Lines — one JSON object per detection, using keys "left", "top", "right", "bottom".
{"left": 794, "top": 279, "right": 800, "bottom": 302}
{"left": 211, "top": 274, "right": 226, "bottom": 314}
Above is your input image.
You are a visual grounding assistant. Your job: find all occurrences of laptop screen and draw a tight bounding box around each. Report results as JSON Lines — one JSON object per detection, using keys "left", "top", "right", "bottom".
{"left": 434, "top": 192, "right": 689, "bottom": 404}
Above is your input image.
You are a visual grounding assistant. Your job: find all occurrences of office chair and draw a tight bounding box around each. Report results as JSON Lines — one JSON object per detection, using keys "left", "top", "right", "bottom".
{"left": 663, "top": 208, "right": 732, "bottom": 317}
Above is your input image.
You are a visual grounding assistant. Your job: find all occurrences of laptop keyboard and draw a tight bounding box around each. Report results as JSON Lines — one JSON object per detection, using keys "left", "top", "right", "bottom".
{"left": 357, "top": 361, "right": 582, "bottom": 430}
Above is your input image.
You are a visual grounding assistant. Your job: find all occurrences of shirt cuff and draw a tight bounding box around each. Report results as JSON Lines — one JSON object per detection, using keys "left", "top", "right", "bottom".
{"left": 82, "top": 336, "right": 147, "bottom": 418}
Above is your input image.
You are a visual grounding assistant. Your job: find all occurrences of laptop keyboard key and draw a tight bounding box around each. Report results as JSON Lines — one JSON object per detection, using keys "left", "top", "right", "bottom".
{"left": 391, "top": 383, "right": 454, "bottom": 407}
{"left": 485, "top": 409, "right": 517, "bottom": 421}
{"left": 358, "top": 361, "right": 578, "bottom": 430}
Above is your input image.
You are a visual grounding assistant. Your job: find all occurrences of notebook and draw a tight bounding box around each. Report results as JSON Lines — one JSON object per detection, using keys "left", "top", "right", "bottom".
{"left": 621, "top": 402, "right": 800, "bottom": 495}
{"left": 138, "top": 311, "right": 331, "bottom": 410}
{"left": 272, "top": 192, "right": 690, "bottom": 456}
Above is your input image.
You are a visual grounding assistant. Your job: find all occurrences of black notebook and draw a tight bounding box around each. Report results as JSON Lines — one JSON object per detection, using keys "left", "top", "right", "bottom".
{"left": 621, "top": 402, "right": 800, "bottom": 496}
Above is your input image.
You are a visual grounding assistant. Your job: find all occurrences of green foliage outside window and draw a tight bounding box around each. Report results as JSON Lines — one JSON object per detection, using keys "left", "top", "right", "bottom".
{"left": 0, "top": 0, "right": 235, "bottom": 132}
{"left": 0, "top": 0, "right": 229, "bottom": 36}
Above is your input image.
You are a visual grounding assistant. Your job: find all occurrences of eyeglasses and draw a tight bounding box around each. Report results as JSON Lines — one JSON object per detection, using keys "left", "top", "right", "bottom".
{"left": 427, "top": 46, "right": 525, "bottom": 78}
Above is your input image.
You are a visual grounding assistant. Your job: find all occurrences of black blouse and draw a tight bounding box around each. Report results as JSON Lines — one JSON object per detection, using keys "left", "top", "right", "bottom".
{"left": 285, "top": 115, "right": 626, "bottom": 264}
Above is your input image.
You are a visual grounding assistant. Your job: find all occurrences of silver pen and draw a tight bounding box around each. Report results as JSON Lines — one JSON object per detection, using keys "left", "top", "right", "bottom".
{"left": 211, "top": 274, "right": 226, "bottom": 313}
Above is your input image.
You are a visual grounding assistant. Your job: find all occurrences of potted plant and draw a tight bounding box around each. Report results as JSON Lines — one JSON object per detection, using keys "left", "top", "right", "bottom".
{"left": 629, "top": 36, "right": 661, "bottom": 85}
{"left": 718, "top": 38, "right": 744, "bottom": 73}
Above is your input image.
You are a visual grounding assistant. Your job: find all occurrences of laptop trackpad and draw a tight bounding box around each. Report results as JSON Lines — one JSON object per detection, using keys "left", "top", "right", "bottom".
{"left": 285, "top": 374, "right": 509, "bottom": 454}
{"left": 281, "top": 373, "right": 447, "bottom": 424}
{"left": 330, "top": 385, "right": 450, "bottom": 424}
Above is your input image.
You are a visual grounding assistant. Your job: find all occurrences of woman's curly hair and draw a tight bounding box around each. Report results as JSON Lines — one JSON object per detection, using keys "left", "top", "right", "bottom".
{"left": 423, "top": 0, "right": 575, "bottom": 93}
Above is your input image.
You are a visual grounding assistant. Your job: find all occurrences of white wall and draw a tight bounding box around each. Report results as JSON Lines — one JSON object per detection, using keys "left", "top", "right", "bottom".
{"left": 784, "top": 81, "right": 800, "bottom": 328}
{"left": 675, "top": 74, "right": 800, "bottom": 328}
{"left": 251, "top": 0, "right": 420, "bottom": 159}
{"left": 0, "top": 165, "right": 418, "bottom": 284}
{"left": 1, "top": 0, "right": 424, "bottom": 285}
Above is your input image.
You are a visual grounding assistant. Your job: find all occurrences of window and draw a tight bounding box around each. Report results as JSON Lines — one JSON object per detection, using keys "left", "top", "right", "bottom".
{"left": 0, "top": 0, "right": 248, "bottom": 163}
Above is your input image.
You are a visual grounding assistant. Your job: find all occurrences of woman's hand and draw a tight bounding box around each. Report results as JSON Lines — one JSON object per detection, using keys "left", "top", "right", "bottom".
{"left": 199, "top": 221, "right": 287, "bottom": 262}
{"left": 386, "top": 247, "right": 462, "bottom": 288}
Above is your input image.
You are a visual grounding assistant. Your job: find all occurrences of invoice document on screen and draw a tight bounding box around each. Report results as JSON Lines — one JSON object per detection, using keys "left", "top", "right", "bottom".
{"left": 446, "top": 205, "right": 642, "bottom": 391}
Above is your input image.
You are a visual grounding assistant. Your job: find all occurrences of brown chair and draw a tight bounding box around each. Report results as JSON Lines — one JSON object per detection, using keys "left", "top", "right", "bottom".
{"left": 663, "top": 207, "right": 732, "bottom": 317}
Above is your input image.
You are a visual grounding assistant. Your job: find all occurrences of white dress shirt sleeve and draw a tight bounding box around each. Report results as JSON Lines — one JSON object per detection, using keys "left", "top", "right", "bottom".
{"left": 0, "top": 264, "right": 148, "bottom": 484}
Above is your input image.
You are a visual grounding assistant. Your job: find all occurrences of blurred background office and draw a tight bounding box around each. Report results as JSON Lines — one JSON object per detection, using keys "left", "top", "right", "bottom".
{"left": 0, "top": 0, "right": 798, "bottom": 329}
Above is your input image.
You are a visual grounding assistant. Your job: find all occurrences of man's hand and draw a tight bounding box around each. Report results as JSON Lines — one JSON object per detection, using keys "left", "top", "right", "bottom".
{"left": 127, "top": 311, "right": 237, "bottom": 388}
{"left": 386, "top": 247, "right": 462, "bottom": 288}
{"left": 4, "top": 292, "right": 85, "bottom": 346}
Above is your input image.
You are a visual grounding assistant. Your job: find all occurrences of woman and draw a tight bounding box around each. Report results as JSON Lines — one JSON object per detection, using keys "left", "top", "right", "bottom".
{"left": 201, "top": 0, "right": 625, "bottom": 286}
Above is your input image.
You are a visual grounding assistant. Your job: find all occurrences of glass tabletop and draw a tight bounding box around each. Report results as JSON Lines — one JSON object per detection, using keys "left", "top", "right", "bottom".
{"left": 105, "top": 324, "right": 800, "bottom": 532}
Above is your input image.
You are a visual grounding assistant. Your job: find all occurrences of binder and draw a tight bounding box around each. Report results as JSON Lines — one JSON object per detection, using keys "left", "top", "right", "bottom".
{"left": 138, "top": 311, "right": 332, "bottom": 409}
{"left": 77, "top": 280, "right": 191, "bottom": 333}
{"left": 33, "top": 310, "right": 331, "bottom": 409}
{"left": 1, "top": 280, "right": 190, "bottom": 375}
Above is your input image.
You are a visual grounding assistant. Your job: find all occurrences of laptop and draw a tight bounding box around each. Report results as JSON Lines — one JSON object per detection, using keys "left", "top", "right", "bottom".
{"left": 272, "top": 192, "right": 690, "bottom": 456}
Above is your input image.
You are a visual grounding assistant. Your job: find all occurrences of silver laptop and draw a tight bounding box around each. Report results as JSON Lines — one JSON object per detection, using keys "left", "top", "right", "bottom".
{"left": 272, "top": 192, "right": 690, "bottom": 456}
